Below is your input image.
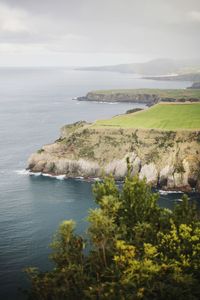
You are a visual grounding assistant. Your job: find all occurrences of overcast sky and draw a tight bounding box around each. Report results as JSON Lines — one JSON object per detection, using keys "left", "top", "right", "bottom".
{"left": 0, "top": 0, "right": 199, "bottom": 66}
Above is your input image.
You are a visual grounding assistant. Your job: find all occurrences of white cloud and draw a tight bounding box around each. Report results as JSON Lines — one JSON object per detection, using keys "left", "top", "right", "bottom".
{"left": 0, "top": 42, "right": 48, "bottom": 54}
{"left": 0, "top": 3, "right": 29, "bottom": 32}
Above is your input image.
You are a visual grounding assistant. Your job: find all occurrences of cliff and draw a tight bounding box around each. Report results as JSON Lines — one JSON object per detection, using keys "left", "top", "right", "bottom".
{"left": 78, "top": 91, "right": 159, "bottom": 105}
{"left": 78, "top": 89, "right": 200, "bottom": 105}
{"left": 28, "top": 120, "right": 200, "bottom": 192}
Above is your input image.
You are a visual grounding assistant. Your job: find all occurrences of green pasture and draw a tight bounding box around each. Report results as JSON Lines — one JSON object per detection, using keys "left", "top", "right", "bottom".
{"left": 94, "top": 103, "right": 200, "bottom": 130}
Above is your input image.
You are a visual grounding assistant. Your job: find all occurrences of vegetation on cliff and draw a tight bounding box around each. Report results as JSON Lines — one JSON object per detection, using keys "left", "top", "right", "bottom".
{"left": 26, "top": 172, "right": 200, "bottom": 300}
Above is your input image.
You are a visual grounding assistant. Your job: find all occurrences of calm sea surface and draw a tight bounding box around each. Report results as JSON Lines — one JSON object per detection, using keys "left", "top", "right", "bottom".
{"left": 0, "top": 68, "right": 198, "bottom": 299}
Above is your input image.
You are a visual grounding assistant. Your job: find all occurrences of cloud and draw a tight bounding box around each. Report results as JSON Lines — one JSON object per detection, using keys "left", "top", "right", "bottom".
{"left": 0, "top": 0, "right": 199, "bottom": 66}
{"left": 0, "top": 3, "right": 29, "bottom": 32}
{"left": 188, "top": 11, "right": 200, "bottom": 22}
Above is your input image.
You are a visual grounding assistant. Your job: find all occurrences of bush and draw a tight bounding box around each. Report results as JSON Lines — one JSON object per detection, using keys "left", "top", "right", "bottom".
{"left": 37, "top": 149, "right": 44, "bottom": 154}
{"left": 126, "top": 108, "right": 143, "bottom": 114}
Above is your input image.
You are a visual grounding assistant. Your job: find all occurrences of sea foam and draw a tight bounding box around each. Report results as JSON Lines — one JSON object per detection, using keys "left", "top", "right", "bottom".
{"left": 159, "top": 189, "right": 183, "bottom": 195}
{"left": 15, "top": 169, "right": 66, "bottom": 180}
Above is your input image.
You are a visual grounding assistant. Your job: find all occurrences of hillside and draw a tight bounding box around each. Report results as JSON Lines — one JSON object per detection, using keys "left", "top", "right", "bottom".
{"left": 28, "top": 103, "right": 200, "bottom": 192}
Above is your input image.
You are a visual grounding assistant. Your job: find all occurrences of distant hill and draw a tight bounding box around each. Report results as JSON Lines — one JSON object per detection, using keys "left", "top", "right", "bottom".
{"left": 143, "top": 73, "right": 200, "bottom": 82}
{"left": 78, "top": 58, "right": 200, "bottom": 76}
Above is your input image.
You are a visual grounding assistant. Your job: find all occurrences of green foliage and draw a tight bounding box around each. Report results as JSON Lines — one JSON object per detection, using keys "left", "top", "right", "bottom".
{"left": 37, "top": 148, "right": 44, "bottom": 154}
{"left": 154, "top": 131, "right": 175, "bottom": 148}
{"left": 196, "top": 132, "right": 200, "bottom": 144}
{"left": 173, "top": 195, "right": 199, "bottom": 226}
{"left": 55, "top": 137, "right": 65, "bottom": 143}
{"left": 174, "top": 161, "right": 185, "bottom": 174}
{"left": 93, "top": 175, "right": 119, "bottom": 203}
{"left": 119, "top": 175, "right": 160, "bottom": 241}
{"left": 79, "top": 146, "right": 95, "bottom": 159}
{"left": 26, "top": 220, "right": 87, "bottom": 300}
{"left": 126, "top": 108, "right": 143, "bottom": 114}
{"left": 25, "top": 172, "right": 200, "bottom": 300}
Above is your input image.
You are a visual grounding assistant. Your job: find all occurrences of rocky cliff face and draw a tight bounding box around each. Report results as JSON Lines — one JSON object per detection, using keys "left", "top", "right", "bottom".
{"left": 78, "top": 91, "right": 200, "bottom": 105}
{"left": 27, "top": 122, "right": 200, "bottom": 192}
{"left": 78, "top": 92, "right": 160, "bottom": 105}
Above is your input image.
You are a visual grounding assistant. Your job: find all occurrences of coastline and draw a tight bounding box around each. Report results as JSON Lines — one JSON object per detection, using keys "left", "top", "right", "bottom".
{"left": 18, "top": 169, "right": 199, "bottom": 194}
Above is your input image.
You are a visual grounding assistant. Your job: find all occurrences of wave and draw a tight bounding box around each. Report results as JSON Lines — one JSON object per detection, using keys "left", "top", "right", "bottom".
{"left": 15, "top": 169, "right": 34, "bottom": 175}
{"left": 98, "top": 101, "right": 118, "bottom": 105}
{"left": 159, "top": 189, "right": 183, "bottom": 195}
{"left": 74, "top": 176, "right": 101, "bottom": 182}
{"left": 55, "top": 175, "right": 66, "bottom": 180}
{"left": 15, "top": 169, "right": 66, "bottom": 180}
{"left": 176, "top": 199, "right": 183, "bottom": 202}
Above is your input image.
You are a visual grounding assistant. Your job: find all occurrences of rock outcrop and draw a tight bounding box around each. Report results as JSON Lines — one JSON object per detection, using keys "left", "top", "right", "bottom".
{"left": 27, "top": 121, "right": 200, "bottom": 192}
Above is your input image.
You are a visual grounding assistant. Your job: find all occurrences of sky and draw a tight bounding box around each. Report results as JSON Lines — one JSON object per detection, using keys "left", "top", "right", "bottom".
{"left": 0, "top": 0, "right": 199, "bottom": 66}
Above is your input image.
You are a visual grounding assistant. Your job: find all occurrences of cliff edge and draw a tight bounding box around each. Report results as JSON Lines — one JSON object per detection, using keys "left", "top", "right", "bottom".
{"left": 27, "top": 104, "right": 200, "bottom": 192}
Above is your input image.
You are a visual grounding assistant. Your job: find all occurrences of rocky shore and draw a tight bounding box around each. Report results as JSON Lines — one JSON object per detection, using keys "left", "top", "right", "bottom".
{"left": 28, "top": 121, "right": 200, "bottom": 192}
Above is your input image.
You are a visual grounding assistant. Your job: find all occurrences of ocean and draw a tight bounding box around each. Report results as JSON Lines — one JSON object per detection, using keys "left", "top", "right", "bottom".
{"left": 0, "top": 67, "right": 197, "bottom": 299}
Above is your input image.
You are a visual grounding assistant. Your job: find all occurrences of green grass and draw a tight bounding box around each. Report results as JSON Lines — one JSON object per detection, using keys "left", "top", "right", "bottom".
{"left": 91, "top": 88, "right": 200, "bottom": 99}
{"left": 94, "top": 103, "right": 200, "bottom": 130}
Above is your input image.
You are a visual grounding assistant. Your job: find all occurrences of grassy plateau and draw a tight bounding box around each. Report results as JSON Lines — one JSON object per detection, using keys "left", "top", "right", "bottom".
{"left": 91, "top": 88, "right": 200, "bottom": 99}
{"left": 94, "top": 103, "right": 200, "bottom": 130}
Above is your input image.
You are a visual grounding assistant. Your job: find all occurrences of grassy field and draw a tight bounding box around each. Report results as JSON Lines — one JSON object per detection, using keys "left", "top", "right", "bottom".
{"left": 94, "top": 103, "right": 200, "bottom": 130}
{"left": 91, "top": 88, "right": 200, "bottom": 99}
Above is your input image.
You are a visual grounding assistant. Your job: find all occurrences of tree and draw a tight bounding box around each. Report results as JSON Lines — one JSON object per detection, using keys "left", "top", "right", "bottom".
{"left": 25, "top": 173, "right": 200, "bottom": 300}
{"left": 26, "top": 221, "right": 86, "bottom": 300}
